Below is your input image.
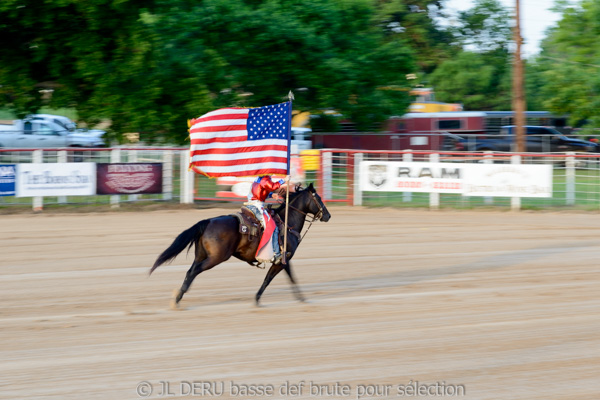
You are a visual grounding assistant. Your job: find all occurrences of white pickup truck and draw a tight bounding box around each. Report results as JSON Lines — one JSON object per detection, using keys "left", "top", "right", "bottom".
{"left": 0, "top": 114, "right": 106, "bottom": 148}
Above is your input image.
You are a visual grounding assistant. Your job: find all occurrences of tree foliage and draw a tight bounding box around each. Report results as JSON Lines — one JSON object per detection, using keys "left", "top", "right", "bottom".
{"left": 427, "top": 0, "right": 512, "bottom": 110}
{"left": 533, "top": 0, "right": 600, "bottom": 131}
{"left": 0, "top": 0, "right": 420, "bottom": 141}
{"left": 428, "top": 51, "right": 511, "bottom": 110}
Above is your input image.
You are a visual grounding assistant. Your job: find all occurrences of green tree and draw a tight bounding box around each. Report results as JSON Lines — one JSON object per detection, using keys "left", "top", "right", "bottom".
{"left": 374, "top": 0, "right": 457, "bottom": 74}
{"left": 427, "top": 0, "right": 512, "bottom": 110}
{"left": 428, "top": 51, "right": 510, "bottom": 110}
{"left": 0, "top": 0, "right": 417, "bottom": 140}
{"left": 533, "top": 0, "right": 600, "bottom": 132}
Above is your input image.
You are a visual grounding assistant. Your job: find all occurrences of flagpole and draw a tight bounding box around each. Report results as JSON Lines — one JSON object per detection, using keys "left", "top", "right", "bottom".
{"left": 282, "top": 91, "right": 294, "bottom": 265}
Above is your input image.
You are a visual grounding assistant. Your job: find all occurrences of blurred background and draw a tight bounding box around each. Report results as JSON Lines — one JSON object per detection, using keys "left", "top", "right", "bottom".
{"left": 1, "top": 0, "right": 597, "bottom": 145}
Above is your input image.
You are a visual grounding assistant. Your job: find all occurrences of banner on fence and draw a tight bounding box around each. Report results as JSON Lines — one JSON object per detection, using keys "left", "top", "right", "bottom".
{"left": 360, "top": 162, "right": 464, "bottom": 193}
{"left": 462, "top": 164, "right": 552, "bottom": 197}
{"left": 0, "top": 164, "right": 16, "bottom": 196}
{"left": 359, "top": 161, "right": 552, "bottom": 197}
{"left": 96, "top": 163, "right": 163, "bottom": 194}
{"left": 16, "top": 163, "right": 96, "bottom": 197}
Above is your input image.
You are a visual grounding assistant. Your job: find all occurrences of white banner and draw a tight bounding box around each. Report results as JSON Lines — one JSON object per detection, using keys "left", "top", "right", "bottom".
{"left": 360, "top": 161, "right": 464, "bottom": 193}
{"left": 462, "top": 164, "right": 552, "bottom": 197}
{"left": 16, "top": 163, "right": 96, "bottom": 197}
{"left": 359, "top": 161, "right": 553, "bottom": 198}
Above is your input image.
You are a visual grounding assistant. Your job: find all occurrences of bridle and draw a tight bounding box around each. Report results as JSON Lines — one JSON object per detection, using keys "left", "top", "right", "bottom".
{"left": 287, "top": 188, "right": 325, "bottom": 222}
{"left": 281, "top": 188, "right": 326, "bottom": 242}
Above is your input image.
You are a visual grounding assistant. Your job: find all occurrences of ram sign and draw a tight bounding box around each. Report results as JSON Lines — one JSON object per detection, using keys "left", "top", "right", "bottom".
{"left": 360, "top": 162, "right": 464, "bottom": 194}
{"left": 360, "top": 161, "right": 552, "bottom": 198}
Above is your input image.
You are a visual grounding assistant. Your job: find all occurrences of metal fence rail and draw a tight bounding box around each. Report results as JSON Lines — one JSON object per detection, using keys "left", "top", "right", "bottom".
{"left": 0, "top": 147, "right": 189, "bottom": 208}
{"left": 317, "top": 149, "right": 600, "bottom": 210}
{"left": 3, "top": 148, "right": 600, "bottom": 211}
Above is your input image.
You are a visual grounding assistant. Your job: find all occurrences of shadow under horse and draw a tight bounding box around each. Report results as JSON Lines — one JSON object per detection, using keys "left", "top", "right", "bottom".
{"left": 150, "top": 183, "right": 331, "bottom": 308}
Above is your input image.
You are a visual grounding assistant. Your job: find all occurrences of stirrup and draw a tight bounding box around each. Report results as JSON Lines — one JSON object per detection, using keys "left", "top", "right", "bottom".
{"left": 248, "top": 260, "right": 266, "bottom": 269}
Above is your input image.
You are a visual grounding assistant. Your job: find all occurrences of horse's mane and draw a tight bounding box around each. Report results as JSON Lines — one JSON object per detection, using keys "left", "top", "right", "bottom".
{"left": 269, "top": 185, "right": 307, "bottom": 213}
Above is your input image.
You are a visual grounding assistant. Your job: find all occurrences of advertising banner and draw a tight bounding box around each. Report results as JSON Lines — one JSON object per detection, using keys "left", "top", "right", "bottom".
{"left": 0, "top": 164, "right": 16, "bottom": 196}
{"left": 360, "top": 161, "right": 553, "bottom": 198}
{"left": 96, "top": 163, "right": 163, "bottom": 195}
{"left": 16, "top": 163, "right": 96, "bottom": 197}
{"left": 462, "top": 164, "right": 552, "bottom": 197}
{"left": 360, "top": 161, "right": 464, "bottom": 194}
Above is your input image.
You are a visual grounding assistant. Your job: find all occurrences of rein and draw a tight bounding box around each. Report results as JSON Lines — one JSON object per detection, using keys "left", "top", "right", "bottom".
{"left": 280, "top": 190, "right": 324, "bottom": 243}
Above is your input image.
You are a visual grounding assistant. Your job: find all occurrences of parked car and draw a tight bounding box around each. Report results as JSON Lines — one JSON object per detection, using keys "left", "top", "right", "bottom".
{"left": 0, "top": 114, "right": 106, "bottom": 148}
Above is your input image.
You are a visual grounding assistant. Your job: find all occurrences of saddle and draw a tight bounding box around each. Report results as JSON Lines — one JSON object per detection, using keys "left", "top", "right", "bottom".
{"left": 230, "top": 206, "right": 263, "bottom": 242}
{"left": 231, "top": 206, "right": 301, "bottom": 249}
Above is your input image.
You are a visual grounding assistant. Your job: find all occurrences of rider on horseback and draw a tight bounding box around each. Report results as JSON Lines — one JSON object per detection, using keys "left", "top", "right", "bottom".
{"left": 246, "top": 175, "right": 295, "bottom": 263}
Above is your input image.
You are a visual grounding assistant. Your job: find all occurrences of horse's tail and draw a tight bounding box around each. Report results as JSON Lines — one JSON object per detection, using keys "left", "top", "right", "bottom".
{"left": 149, "top": 219, "right": 210, "bottom": 275}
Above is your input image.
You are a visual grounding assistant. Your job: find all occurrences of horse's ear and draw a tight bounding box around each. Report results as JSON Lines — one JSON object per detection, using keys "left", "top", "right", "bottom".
{"left": 308, "top": 182, "right": 315, "bottom": 191}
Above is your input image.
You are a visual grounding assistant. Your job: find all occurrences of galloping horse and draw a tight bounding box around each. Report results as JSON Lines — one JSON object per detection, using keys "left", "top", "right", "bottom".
{"left": 150, "top": 183, "right": 331, "bottom": 308}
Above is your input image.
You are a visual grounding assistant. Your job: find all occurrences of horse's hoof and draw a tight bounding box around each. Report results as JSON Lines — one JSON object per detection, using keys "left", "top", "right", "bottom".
{"left": 170, "top": 290, "right": 183, "bottom": 311}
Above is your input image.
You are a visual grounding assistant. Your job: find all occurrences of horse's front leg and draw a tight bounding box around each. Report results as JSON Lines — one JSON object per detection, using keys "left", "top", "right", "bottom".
{"left": 283, "top": 261, "right": 305, "bottom": 303}
{"left": 255, "top": 263, "right": 284, "bottom": 306}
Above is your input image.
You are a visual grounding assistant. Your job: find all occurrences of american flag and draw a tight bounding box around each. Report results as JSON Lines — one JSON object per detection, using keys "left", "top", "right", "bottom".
{"left": 188, "top": 102, "right": 291, "bottom": 178}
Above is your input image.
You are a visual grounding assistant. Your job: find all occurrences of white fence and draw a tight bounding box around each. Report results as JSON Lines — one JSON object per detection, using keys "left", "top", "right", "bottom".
{"left": 3, "top": 148, "right": 600, "bottom": 211}
{"left": 317, "top": 149, "right": 600, "bottom": 210}
{"left": 0, "top": 148, "right": 194, "bottom": 210}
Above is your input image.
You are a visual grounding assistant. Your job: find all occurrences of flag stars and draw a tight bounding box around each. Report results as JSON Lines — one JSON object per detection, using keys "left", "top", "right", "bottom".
{"left": 247, "top": 102, "right": 290, "bottom": 141}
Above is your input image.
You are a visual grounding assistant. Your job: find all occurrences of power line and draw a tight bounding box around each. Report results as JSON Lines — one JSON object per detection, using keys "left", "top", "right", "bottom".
{"left": 538, "top": 55, "right": 600, "bottom": 68}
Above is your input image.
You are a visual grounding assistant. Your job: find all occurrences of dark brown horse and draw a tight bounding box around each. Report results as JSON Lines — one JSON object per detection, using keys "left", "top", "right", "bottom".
{"left": 150, "top": 183, "right": 331, "bottom": 308}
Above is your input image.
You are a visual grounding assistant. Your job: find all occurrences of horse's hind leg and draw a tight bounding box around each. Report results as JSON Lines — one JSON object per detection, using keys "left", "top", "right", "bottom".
{"left": 171, "top": 256, "right": 219, "bottom": 310}
{"left": 283, "top": 261, "right": 305, "bottom": 303}
{"left": 255, "top": 263, "right": 284, "bottom": 306}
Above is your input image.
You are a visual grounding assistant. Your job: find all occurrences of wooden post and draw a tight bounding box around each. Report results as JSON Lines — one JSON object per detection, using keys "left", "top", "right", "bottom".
{"left": 282, "top": 92, "right": 294, "bottom": 264}
{"left": 513, "top": 0, "right": 527, "bottom": 152}
{"left": 282, "top": 176, "right": 290, "bottom": 264}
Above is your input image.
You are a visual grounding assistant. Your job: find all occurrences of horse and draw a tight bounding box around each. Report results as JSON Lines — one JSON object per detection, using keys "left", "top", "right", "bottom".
{"left": 150, "top": 183, "right": 331, "bottom": 308}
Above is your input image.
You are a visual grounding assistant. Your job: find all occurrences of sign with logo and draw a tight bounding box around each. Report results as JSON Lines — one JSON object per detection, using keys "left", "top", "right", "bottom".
{"left": 359, "top": 161, "right": 553, "bottom": 197}
{"left": 16, "top": 163, "right": 96, "bottom": 197}
{"left": 96, "top": 163, "right": 163, "bottom": 194}
{"left": 0, "top": 164, "right": 16, "bottom": 196}
{"left": 462, "top": 164, "right": 552, "bottom": 197}
{"left": 360, "top": 161, "right": 464, "bottom": 193}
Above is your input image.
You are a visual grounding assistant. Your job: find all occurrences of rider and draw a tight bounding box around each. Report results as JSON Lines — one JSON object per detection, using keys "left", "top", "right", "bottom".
{"left": 246, "top": 175, "right": 295, "bottom": 263}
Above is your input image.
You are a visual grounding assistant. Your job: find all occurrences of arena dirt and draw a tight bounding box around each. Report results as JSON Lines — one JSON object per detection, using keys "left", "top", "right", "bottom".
{"left": 1, "top": 207, "right": 599, "bottom": 399}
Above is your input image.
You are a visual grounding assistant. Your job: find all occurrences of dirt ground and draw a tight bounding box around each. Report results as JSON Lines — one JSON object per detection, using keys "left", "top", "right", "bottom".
{"left": 1, "top": 207, "right": 599, "bottom": 400}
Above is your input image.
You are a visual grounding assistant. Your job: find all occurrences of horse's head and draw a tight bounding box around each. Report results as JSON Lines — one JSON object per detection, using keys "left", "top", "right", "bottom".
{"left": 301, "top": 183, "right": 331, "bottom": 222}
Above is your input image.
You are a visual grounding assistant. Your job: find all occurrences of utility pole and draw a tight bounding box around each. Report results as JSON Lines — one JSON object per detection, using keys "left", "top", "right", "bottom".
{"left": 513, "top": 0, "right": 527, "bottom": 152}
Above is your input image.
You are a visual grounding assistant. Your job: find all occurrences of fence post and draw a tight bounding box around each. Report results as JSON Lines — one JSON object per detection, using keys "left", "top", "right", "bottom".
{"left": 32, "top": 150, "right": 43, "bottom": 211}
{"left": 58, "top": 150, "right": 67, "bottom": 204}
{"left": 484, "top": 151, "right": 493, "bottom": 205}
{"left": 347, "top": 152, "right": 354, "bottom": 205}
{"left": 180, "top": 150, "right": 194, "bottom": 204}
{"left": 565, "top": 152, "right": 575, "bottom": 206}
{"left": 511, "top": 155, "right": 521, "bottom": 211}
{"left": 354, "top": 153, "right": 363, "bottom": 206}
{"left": 128, "top": 150, "right": 138, "bottom": 202}
{"left": 322, "top": 151, "right": 332, "bottom": 201}
{"left": 162, "top": 150, "right": 173, "bottom": 201}
{"left": 429, "top": 153, "right": 439, "bottom": 210}
{"left": 110, "top": 148, "right": 121, "bottom": 208}
{"left": 403, "top": 150, "right": 413, "bottom": 203}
